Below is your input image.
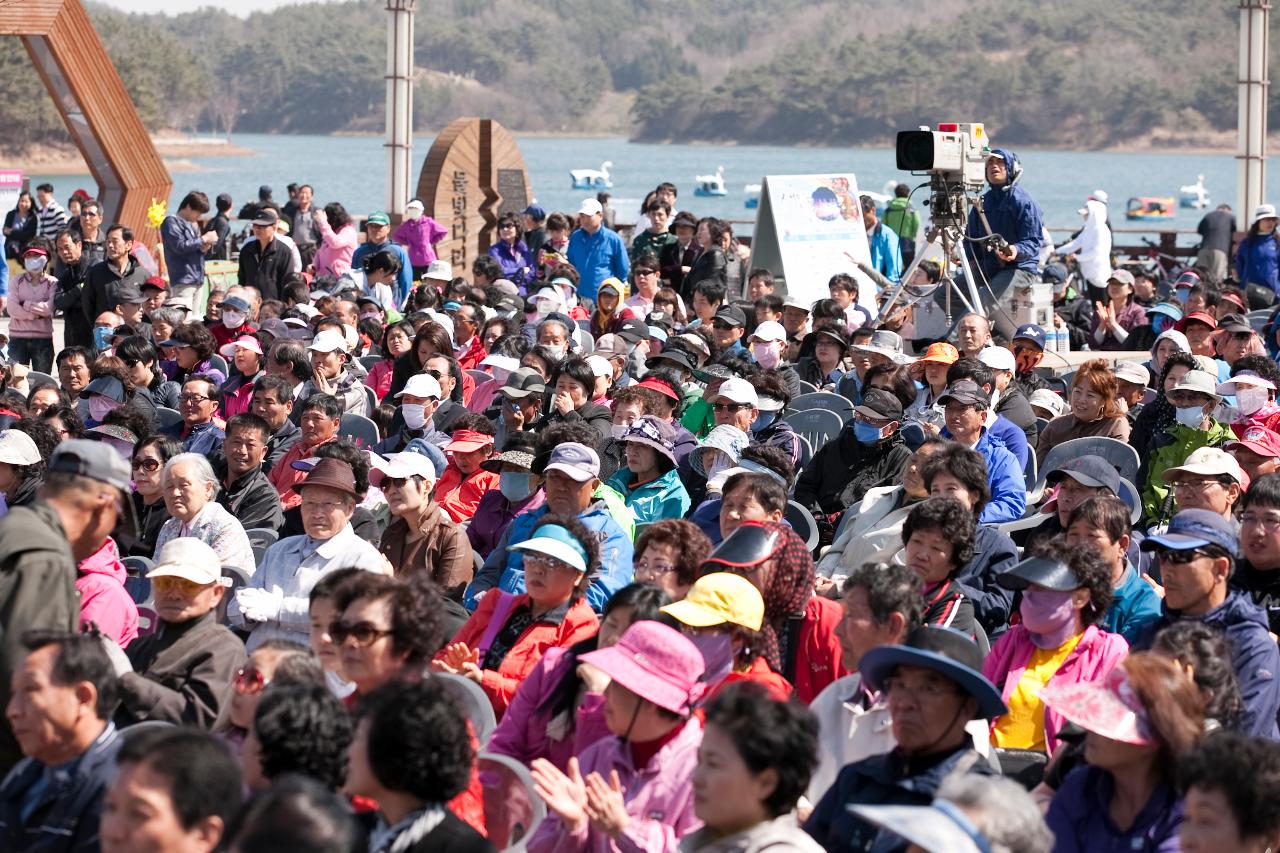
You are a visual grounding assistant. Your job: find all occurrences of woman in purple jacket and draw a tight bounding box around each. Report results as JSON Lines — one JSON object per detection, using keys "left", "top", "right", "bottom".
{"left": 487, "top": 212, "right": 534, "bottom": 291}
{"left": 486, "top": 583, "right": 670, "bottom": 772}
{"left": 1043, "top": 652, "right": 1204, "bottom": 853}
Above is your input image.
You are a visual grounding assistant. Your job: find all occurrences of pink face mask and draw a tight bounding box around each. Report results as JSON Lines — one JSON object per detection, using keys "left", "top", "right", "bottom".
{"left": 1019, "top": 587, "right": 1078, "bottom": 649}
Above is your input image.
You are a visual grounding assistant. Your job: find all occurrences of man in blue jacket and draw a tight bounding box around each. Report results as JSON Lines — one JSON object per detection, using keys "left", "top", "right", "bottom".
{"left": 350, "top": 212, "right": 413, "bottom": 306}
{"left": 965, "top": 148, "right": 1044, "bottom": 338}
{"left": 1134, "top": 508, "right": 1280, "bottom": 739}
{"left": 464, "top": 442, "right": 633, "bottom": 613}
{"left": 937, "top": 379, "right": 1026, "bottom": 524}
{"left": 567, "top": 198, "right": 629, "bottom": 302}
{"left": 862, "top": 195, "right": 902, "bottom": 284}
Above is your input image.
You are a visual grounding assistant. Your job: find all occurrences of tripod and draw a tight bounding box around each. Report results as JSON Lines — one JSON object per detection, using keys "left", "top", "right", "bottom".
{"left": 876, "top": 223, "right": 984, "bottom": 331}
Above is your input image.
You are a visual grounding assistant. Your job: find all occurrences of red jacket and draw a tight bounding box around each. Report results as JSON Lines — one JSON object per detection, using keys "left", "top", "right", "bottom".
{"left": 443, "top": 592, "right": 599, "bottom": 718}
{"left": 434, "top": 465, "right": 500, "bottom": 523}
{"left": 789, "top": 596, "right": 847, "bottom": 703}
{"left": 456, "top": 335, "right": 488, "bottom": 372}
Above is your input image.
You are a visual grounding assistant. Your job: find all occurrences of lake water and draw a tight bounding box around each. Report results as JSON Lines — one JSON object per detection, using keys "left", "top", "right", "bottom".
{"left": 28, "top": 133, "right": 1280, "bottom": 244}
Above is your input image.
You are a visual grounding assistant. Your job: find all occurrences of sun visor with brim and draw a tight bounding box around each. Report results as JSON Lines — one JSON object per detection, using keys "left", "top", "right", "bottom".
{"left": 848, "top": 803, "right": 989, "bottom": 853}
{"left": 702, "top": 523, "right": 781, "bottom": 569}
{"left": 858, "top": 627, "right": 1006, "bottom": 719}
{"left": 996, "top": 556, "right": 1081, "bottom": 592}
{"left": 510, "top": 528, "right": 589, "bottom": 573}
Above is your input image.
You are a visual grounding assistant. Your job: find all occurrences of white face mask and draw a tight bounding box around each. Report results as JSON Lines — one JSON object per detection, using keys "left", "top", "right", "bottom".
{"left": 610, "top": 423, "right": 630, "bottom": 440}
{"left": 401, "top": 403, "right": 428, "bottom": 431}
{"left": 23, "top": 256, "right": 46, "bottom": 273}
{"left": 221, "top": 310, "right": 245, "bottom": 330}
{"left": 1237, "top": 386, "right": 1270, "bottom": 417}
{"left": 1175, "top": 405, "right": 1206, "bottom": 428}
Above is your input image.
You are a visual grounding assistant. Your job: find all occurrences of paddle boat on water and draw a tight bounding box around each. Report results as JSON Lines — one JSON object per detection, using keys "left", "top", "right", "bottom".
{"left": 570, "top": 161, "right": 613, "bottom": 190}
{"left": 1179, "top": 174, "right": 1210, "bottom": 209}
{"left": 694, "top": 166, "right": 727, "bottom": 197}
{"left": 743, "top": 183, "right": 761, "bottom": 208}
{"left": 1126, "top": 196, "right": 1176, "bottom": 221}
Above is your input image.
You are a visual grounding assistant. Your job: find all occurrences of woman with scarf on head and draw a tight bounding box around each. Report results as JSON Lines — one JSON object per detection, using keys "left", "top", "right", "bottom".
{"left": 699, "top": 520, "right": 845, "bottom": 703}
{"left": 1130, "top": 349, "right": 1200, "bottom": 466}
{"left": 589, "top": 277, "right": 638, "bottom": 339}
{"left": 1223, "top": 355, "right": 1280, "bottom": 437}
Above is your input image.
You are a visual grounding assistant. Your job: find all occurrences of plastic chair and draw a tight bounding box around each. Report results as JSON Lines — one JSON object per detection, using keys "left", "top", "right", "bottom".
{"left": 363, "top": 384, "right": 378, "bottom": 415}
{"left": 782, "top": 408, "right": 845, "bottom": 458}
{"left": 973, "top": 621, "right": 991, "bottom": 657}
{"left": 434, "top": 672, "right": 497, "bottom": 746}
{"left": 359, "top": 355, "right": 384, "bottom": 372}
{"left": 784, "top": 500, "right": 820, "bottom": 552}
{"left": 155, "top": 407, "right": 183, "bottom": 433}
{"left": 218, "top": 565, "right": 251, "bottom": 624}
{"left": 1248, "top": 308, "right": 1272, "bottom": 332}
{"left": 1059, "top": 370, "right": 1077, "bottom": 392}
{"left": 1035, "top": 416, "right": 1049, "bottom": 435}
{"left": 786, "top": 391, "right": 854, "bottom": 422}
{"left": 1117, "top": 477, "right": 1142, "bottom": 524}
{"left": 121, "top": 557, "right": 154, "bottom": 606}
{"left": 121, "top": 720, "right": 176, "bottom": 740}
{"left": 206, "top": 353, "right": 229, "bottom": 377}
{"left": 477, "top": 751, "right": 547, "bottom": 852}
{"left": 797, "top": 381, "right": 820, "bottom": 395}
{"left": 339, "top": 413, "right": 381, "bottom": 448}
{"left": 1023, "top": 449, "right": 1037, "bottom": 494}
{"left": 1042, "top": 375, "right": 1068, "bottom": 397}
{"left": 26, "top": 370, "right": 55, "bottom": 388}
{"left": 794, "top": 433, "right": 813, "bottom": 470}
{"left": 244, "top": 528, "right": 279, "bottom": 568}
{"left": 1031, "top": 436, "right": 1141, "bottom": 504}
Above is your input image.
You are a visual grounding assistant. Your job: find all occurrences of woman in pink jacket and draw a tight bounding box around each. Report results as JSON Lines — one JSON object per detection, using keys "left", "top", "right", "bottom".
{"left": 529, "top": 620, "right": 706, "bottom": 853}
{"left": 77, "top": 536, "right": 139, "bottom": 647}
{"left": 8, "top": 240, "right": 57, "bottom": 373}
{"left": 312, "top": 202, "right": 358, "bottom": 278}
{"left": 983, "top": 539, "right": 1129, "bottom": 756}
{"left": 393, "top": 198, "right": 448, "bottom": 279}
{"left": 487, "top": 583, "right": 671, "bottom": 772}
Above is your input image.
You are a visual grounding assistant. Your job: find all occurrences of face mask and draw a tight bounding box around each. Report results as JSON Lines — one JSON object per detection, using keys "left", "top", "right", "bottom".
{"left": 221, "top": 310, "right": 245, "bottom": 330}
{"left": 1237, "top": 386, "right": 1270, "bottom": 417}
{"left": 500, "top": 471, "right": 536, "bottom": 502}
{"left": 610, "top": 423, "right": 630, "bottom": 440}
{"left": 546, "top": 343, "right": 568, "bottom": 361}
{"left": 23, "top": 256, "right": 46, "bottom": 273}
{"left": 853, "top": 419, "right": 883, "bottom": 444}
{"left": 1019, "top": 587, "right": 1078, "bottom": 649}
{"left": 751, "top": 342, "right": 780, "bottom": 369}
{"left": 704, "top": 450, "right": 732, "bottom": 480}
{"left": 1151, "top": 315, "right": 1170, "bottom": 335}
{"left": 686, "top": 632, "right": 734, "bottom": 685}
{"left": 751, "top": 411, "right": 777, "bottom": 432}
{"left": 1175, "top": 404, "right": 1206, "bottom": 428}
{"left": 401, "top": 403, "right": 427, "bottom": 431}
{"left": 88, "top": 396, "right": 119, "bottom": 423}
{"left": 93, "top": 326, "right": 113, "bottom": 352}
{"left": 536, "top": 300, "right": 554, "bottom": 318}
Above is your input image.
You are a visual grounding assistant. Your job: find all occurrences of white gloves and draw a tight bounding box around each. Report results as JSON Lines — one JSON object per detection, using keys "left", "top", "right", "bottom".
{"left": 100, "top": 635, "right": 133, "bottom": 677}
{"left": 235, "top": 587, "right": 283, "bottom": 623}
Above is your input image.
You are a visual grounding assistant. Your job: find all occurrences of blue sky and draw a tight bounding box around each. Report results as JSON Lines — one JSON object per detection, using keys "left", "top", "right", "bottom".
{"left": 96, "top": 0, "right": 331, "bottom": 16}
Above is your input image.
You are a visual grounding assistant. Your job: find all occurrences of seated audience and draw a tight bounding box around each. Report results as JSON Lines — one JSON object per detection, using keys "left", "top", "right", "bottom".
{"left": 377, "top": 449, "right": 473, "bottom": 605}
{"left": 900, "top": 497, "right": 978, "bottom": 636}
{"left": 216, "top": 412, "right": 285, "bottom": 533}
{"left": 154, "top": 452, "right": 255, "bottom": 579}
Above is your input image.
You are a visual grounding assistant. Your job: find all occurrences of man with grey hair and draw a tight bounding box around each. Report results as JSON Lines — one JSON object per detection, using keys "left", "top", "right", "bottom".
{"left": 153, "top": 453, "right": 255, "bottom": 578}
{"left": 852, "top": 775, "right": 1054, "bottom": 853}
{"left": 536, "top": 315, "right": 573, "bottom": 361}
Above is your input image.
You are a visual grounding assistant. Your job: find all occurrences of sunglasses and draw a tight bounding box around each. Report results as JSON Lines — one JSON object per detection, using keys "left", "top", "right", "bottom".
{"left": 132, "top": 457, "right": 162, "bottom": 472}
{"left": 1156, "top": 549, "right": 1208, "bottom": 565}
{"left": 711, "top": 402, "right": 751, "bottom": 413}
{"left": 329, "top": 620, "right": 393, "bottom": 647}
{"left": 234, "top": 667, "right": 269, "bottom": 695}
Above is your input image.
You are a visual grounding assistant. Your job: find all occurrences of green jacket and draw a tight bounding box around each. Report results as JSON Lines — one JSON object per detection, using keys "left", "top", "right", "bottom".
{"left": 1142, "top": 419, "right": 1235, "bottom": 523}
{"left": 681, "top": 397, "right": 716, "bottom": 439}
{"left": 882, "top": 197, "right": 921, "bottom": 240}
{"left": 630, "top": 229, "right": 677, "bottom": 264}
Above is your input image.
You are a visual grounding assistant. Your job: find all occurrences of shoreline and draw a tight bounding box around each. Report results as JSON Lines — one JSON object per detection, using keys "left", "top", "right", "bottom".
{"left": 2, "top": 138, "right": 255, "bottom": 176}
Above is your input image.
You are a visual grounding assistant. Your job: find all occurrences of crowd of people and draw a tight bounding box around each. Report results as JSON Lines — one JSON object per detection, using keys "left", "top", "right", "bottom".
{"left": 4, "top": 158, "right": 1280, "bottom": 853}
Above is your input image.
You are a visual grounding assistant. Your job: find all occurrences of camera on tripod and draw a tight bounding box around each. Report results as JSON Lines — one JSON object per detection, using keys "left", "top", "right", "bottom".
{"left": 895, "top": 123, "right": 989, "bottom": 187}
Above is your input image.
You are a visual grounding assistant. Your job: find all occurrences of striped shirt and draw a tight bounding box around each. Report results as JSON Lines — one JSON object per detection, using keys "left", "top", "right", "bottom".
{"left": 36, "top": 201, "right": 67, "bottom": 238}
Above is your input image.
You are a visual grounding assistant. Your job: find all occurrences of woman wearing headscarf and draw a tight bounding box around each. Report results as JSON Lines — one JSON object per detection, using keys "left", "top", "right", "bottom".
{"left": 589, "top": 277, "right": 638, "bottom": 339}
{"left": 700, "top": 520, "right": 845, "bottom": 703}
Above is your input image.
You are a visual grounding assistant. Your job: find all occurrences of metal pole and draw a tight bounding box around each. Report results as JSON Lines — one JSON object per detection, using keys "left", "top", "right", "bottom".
{"left": 385, "top": 0, "right": 416, "bottom": 217}
{"left": 1238, "top": 0, "right": 1270, "bottom": 228}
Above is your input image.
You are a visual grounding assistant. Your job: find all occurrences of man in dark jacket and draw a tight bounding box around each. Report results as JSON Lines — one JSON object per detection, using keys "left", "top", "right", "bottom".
{"left": 658, "top": 210, "right": 701, "bottom": 296}
{"left": 0, "top": 440, "right": 132, "bottom": 772}
{"left": 794, "top": 389, "right": 912, "bottom": 519}
{"left": 804, "top": 626, "right": 1004, "bottom": 852}
{"left": 113, "top": 538, "right": 247, "bottom": 729}
{"left": 236, "top": 209, "right": 293, "bottom": 301}
{"left": 217, "top": 413, "right": 285, "bottom": 533}
{"left": 1011, "top": 323, "right": 1051, "bottom": 398}
{"left": 1134, "top": 509, "right": 1280, "bottom": 739}
{"left": 83, "top": 224, "right": 149, "bottom": 325}
{"left": 250, "top": 374, "right": 302, "bottom": 475}
{"left": 964, "top": 147, "right": 1044, "bottom": 339}
{"left": 53, "top": 228, "right": 94, "bottom": 349}
{"left": 1230, "top": 471, "right": 1280, "bottom": 635}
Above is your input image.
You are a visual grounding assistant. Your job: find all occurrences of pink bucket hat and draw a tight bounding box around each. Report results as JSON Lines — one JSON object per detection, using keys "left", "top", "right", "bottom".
{"left": 1040, "top": 664, "right": 1153, "bottom": 745}
{"left": 579, "top": 621, "right": 706, "bottom": 716}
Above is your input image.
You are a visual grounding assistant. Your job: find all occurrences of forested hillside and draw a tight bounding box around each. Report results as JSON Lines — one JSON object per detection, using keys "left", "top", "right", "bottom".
{"left": 0, "top": 0, "right": 1267, "bottom": 151}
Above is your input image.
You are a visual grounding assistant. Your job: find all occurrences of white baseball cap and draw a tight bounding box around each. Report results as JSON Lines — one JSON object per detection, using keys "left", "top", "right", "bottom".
{"left": 480, "top": 354, "right": 520, "bottom": 374}
{"left": 405, "top": 199, "right": 425, "bottom": 213}
{"left": 712, "top": 377, "right": 759, "bottom": 407}
{"left": 307, "top": 329, "right": 348, "bottom": 354}
{"left": 425, "top": 259, "right": 452, "bottom": 281}
{"left": 375, "top": 450, "right": 437, "bottom": 482}
{"left": 1161, "top": 446, "right": 1247, "bottom": 486}
{"left": 578, "top": 199, "right": 603, "bottom": 217}
{"left": 396, "top": 373, "right": 443, "bottom": 400}
{"left": 0, "top": 430, "right": 40, "bottom": 466}
{"left": 148, "top": 538, "right": 227, "bottom": 586}
{"left": 749, "top": 321, "right": 787, "bottom": 343}
{"left": 1113, "top": 361, "right": 1151, "bottom": 387}
{"left": 585, "top": 355, "right": 613, "bottom": 378}
{"left": 977, "top": 346, "right": 1015, "bottom": 372}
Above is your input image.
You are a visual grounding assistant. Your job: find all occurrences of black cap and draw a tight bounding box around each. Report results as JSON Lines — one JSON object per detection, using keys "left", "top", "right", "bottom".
{"left": 647, "top": 349, "right": 698, "bottom": 373}
{"left": 671, "top": 211, "right": 698, "bottom": 230}
{"left": 854, "top": 388, "right": 904, "bottom": 422}
{"left": 713, "top": 305, "right": 747, "bottom": 328}
{"left": 1218, "top": 313, "right": 1253, "bottom": 335}
{"left": 1045, "top": 455, "right": 1121, "bottom": 495}
{"left": 498, "top": 367, "right": 548, "bottom": 399}
{"left": 645, "top": 311, "right": 675, "bottom": 333}
{"left": 814, "top": 327, "right": 849, "bottom": 350}
{"left": 937, "top": 379, "right": 990, "bottom": 408}
{"left": 997, "top": 556, "right": 1081, "bottom": 591}
{"left": 252, "top": 208, "right": 279, "bottom": 226}
{"left": 615, "top": 318, "right": 648, "bottom": 345}
{"left": 703, "top": 521, "right": 782, "bottom": 569}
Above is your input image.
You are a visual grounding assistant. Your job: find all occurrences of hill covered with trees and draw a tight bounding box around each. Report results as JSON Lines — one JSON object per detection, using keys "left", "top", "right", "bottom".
{"left": 0, "top": 0, "right": 1267, "bottom": 151}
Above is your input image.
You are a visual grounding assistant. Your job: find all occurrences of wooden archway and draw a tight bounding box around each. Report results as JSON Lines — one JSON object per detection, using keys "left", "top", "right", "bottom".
{"left": 0, "top": 0, "right": 172, "bottom": 244}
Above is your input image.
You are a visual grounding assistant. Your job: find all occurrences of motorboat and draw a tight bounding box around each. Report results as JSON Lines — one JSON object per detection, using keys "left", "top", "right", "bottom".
{"left": 694, "top": 166, "right": 727, "bottom": 197}
{"left": 1125, "top": 196, "right": 1176, "bottom": 221}
{"left": 1179, "top": 174, "right": 1210, "bottom": 209}
{"left": 570, "top": 160, "right": 612, "bottom": 190}
{"left": 744, "top": 183, "right": 761, "bottom": 209}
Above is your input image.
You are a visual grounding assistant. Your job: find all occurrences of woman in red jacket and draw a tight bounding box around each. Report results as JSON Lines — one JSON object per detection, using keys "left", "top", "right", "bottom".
{"left": 700, "top": 521, "right": 845, "bottom": 702}
{"left": 433, "top": 514, "right": 601, "bottom": 718}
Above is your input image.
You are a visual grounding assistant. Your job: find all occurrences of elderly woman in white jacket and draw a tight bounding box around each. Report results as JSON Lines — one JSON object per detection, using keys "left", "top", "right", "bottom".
{"left": 1056, "top": 195, "right": 1113, "bottom": 298}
